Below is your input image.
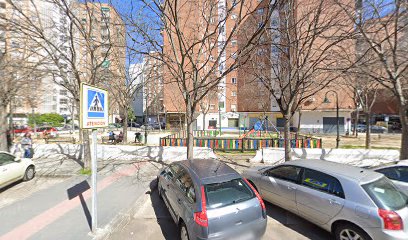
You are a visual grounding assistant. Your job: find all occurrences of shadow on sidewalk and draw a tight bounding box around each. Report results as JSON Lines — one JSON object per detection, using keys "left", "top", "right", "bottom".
{"left": 148, "top": 179, "right": 180, "bottom": 240}
{"left": 67, "top": 180, "right": 92, "bottom": 230}
{"left": 265, "top": 202, "right": 334, "bottom": 240}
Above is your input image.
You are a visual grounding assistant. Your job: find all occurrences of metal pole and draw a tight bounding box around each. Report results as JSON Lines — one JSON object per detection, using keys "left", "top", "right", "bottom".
{"left": 91, "top": 129, "right": 98, "bottom": 232}
{"left": 336, "top": 93, "right": 340, "bottom": 149}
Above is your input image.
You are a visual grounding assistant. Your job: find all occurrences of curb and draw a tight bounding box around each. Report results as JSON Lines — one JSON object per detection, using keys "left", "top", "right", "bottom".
{"left": 93, "top": 180, "right": 157, "bottom": 240}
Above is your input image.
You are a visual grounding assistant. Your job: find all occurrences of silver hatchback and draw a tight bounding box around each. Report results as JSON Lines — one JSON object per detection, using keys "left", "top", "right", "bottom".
{"left": 157, "top": 159, "right": 267, "bottom": 240}
{"left": 243, "top": 159, "right": 408, "bottom": 240}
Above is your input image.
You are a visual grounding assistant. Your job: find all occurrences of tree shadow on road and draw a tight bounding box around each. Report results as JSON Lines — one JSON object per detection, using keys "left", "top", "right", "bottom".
{"left": 265, "top": 201, "right": 334, "bottom": 240}
{"left": 148, "top": 179, "right": 180, "bottom": 240}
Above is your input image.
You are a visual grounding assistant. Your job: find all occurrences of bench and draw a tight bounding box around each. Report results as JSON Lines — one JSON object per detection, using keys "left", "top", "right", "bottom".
{"left": 44, "top": 137, "right": 76, "bottom": 144}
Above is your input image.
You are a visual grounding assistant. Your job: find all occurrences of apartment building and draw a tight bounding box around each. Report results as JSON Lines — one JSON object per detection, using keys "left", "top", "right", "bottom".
{"left": 0, "top": 0, "right": 73, "bottom": 125}
{"left": 1, "top": 1, "right": 125, "bottom": 125}
{"left": 130, "top": 53, "right": 165, "bottom": 124}
{"left": 73, "top": 2, "right": 126, "bottom": 123}
{"left": 155, "top": 0, "right": 356, "bottom": 132}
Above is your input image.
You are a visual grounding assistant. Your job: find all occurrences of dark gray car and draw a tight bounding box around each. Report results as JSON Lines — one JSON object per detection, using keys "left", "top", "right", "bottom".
{"left": 157, "top": 159, "right": 267, "bottom": 240}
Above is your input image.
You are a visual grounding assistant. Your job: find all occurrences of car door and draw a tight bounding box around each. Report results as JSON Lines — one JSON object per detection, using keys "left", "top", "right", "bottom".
{"left": 296, "top": 169, "right": 345, "bottom": 225}
{"left": 258, "top": 165, "right": 301, "bottom": 212}
{"left": 173, "top": 168, "right": 196, "bottom": 227}
{"left": 0, "top": 153, "right": 23, "bottom": 188}
{"left": 161, "top": 164, "right": 182, "bottom": 221}
{"left": 376, "top": 166, "right": 408, "bottom": 195}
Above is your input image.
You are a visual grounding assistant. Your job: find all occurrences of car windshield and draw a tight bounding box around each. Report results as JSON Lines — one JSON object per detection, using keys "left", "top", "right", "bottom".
{"left": 362, "top": 177, "right": 408, "bottom": 211}
{"left": 204, "top": 178, "right": 254, "bottom": 209}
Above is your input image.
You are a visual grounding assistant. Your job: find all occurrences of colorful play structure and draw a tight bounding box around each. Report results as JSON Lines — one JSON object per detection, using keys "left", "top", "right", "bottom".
{"left": 240, "top": 118, "right": 280, "bottom": 139}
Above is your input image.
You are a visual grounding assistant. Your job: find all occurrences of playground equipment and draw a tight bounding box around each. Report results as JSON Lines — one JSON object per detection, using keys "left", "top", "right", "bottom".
{"left": 240, "top": 117, "right": 280, "bottom": 139}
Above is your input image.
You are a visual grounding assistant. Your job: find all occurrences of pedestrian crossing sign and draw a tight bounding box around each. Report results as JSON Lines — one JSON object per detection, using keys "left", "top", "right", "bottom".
{"left": 80, "top": 83, "right": 109, "bottom": 129}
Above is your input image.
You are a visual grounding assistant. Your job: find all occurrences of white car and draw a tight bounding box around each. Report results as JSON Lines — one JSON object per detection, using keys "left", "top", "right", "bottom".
{"left": 0, "top": 151, "right": 36, "bottom": 189}
{"left": 374, "top": 160, "right": 408, "bottom": 195}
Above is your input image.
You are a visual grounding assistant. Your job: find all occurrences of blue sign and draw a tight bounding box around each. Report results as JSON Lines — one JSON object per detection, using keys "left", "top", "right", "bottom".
{"left": 80, "top": 83, "right": 109, "bottom": 129}
{"left": 87, "top": 90, "right": 105, "bottom": 118}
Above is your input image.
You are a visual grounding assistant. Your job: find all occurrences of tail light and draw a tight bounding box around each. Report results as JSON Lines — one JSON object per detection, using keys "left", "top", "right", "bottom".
{"left": 244, "top": 178, "right": 266, "bottom": 219}
{"left": 378, "top": 209, "right": 404, "bottom": 230}
{"left": 194, "top": 186, "right": 208, "bottom": 227}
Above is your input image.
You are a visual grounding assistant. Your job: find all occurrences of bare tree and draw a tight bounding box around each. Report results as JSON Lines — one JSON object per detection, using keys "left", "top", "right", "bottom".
{"left": 5, "top": 0, "right": 125, "bottom": 168}
{"left": 336, "top": 0, "right": 408, "bottom": 159}
{"left": 249, "top": 0, "right": 354, "bottom": 161}
{"left": 127, "top": 0, "right": 280, "bottom": 159}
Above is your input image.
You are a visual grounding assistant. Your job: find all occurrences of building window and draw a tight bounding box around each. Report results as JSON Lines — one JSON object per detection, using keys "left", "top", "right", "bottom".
{"left": 209, "top": 104, "right": 215, "bottom": 110}
{"left": 231, "top": 14, "right": 237, "bottom": 20}
{"left": 60, "top": 90, "right": 67, "bottom": 96}
{"left": 231, "top": 104, "right": 237, "bottom": 112}
{"left": 231, "top": 77, "right": 237, "bottom": 84}
{"left": 60, "top": 99, "right": 68, "bottom": 104}
{"left": 60, "top": 108, "right": 68, "bottom": 112}
{"left": 231, "top": 91, "right": 237, "bottom": 96}
{"left": 258, "top": 22, "right": 263, "bottom": 29}
{"left": 257, "top": 8, "right": 264, "bottom": 14}
{"left": 231, "top": 40, "right": 237, "bottom": 46}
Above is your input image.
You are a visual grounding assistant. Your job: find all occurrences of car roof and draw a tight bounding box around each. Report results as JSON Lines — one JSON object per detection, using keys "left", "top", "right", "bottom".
{"left": 284, "top": 159, "right": 383, "bottom": 184}
{"left": 375, "top": 160, "right": 408, "bottom": 169}
{"left": 178, "top": 159, "right": 241, "bottom": 185}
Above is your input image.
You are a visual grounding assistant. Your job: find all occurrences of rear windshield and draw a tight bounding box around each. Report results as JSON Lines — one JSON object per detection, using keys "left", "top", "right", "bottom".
{"left": 362, "top": 177, "right": 408, "bottom": 211}
{"left": 204, "top": 178, "right": 255, "bottom": 209}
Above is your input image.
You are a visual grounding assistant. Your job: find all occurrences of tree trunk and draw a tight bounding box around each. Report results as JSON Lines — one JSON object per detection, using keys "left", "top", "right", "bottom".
{"left": 82, "top": 129, "right": 91, "bottom": 169}
{"left": 0, "top": 104, "right": 9, "bottom": 152}
{"left": 202, "top": 112, "right": 206, "bottom": 131}
{"left": 354, "top": 109, "right": 359, "bottom": 137}
{"left": 297, "top": 110, "right": 302, "bottom": 137}
{"left": 399, "top": 105, "right": 408, "bottom": 160}
{"left": 157, "top": 114, "right": 161, "bottom": 132}
{"left": 123, "top": 109, "right": 128, "bottom": 143}
{"left": 365, "top": 111, "right": 371, "bottom": 149}
{"left": 283, "top": 114, "right": 291, "bottom": 162}
{"left": 186, "top": 102, "right": 194, "bottom": 160}
{"left": 76, "top": 99, "right": 91, "bottom": 169}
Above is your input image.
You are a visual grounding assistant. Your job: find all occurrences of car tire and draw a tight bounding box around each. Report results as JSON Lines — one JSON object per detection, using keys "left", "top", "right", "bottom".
{"left": 334, "top": 223, "right": 372, "bottom": 240}
{"left": 179, "top": 222, "right": 189, "bottom": 240}
{"left": 23, "top": 166, "right": 35, "bottom": 181}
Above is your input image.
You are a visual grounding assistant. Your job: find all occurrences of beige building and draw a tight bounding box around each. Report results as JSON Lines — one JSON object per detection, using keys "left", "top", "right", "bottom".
{"left": 0, "top": 1, "right": 125, "bottom": 124}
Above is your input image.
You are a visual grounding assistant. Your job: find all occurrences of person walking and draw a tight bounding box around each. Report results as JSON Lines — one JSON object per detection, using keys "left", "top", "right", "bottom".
{"left": 21, "top": 133, "right": 33, "bottom": 158}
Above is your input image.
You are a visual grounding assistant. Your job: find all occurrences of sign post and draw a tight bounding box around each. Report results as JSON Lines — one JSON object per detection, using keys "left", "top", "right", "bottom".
{"left": 80, "top": 83, "right": 108, "bottom": 233}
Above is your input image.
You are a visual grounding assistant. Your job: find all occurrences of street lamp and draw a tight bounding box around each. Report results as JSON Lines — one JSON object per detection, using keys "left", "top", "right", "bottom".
{"left": 323, "top": 90, "right": 340, "bottom": 148}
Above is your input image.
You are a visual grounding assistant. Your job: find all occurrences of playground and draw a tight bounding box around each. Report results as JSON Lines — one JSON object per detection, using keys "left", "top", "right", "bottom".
{"left": 160, "top": 119, "right": 322, "bottom": 151}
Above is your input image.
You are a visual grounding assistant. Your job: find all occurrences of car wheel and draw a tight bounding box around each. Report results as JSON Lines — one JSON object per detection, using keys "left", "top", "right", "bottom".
{"left": 180, "top": 222, "right": 189, "bottom": 240}
{"left": 335, "top": 224, "right": 371, "bottom": 240}
{"left": 23, "top": 166, "right": 35, "bottom": 181}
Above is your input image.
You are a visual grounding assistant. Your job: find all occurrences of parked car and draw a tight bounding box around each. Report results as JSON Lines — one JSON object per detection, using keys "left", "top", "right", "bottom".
{"left": 127, "top": 122, "right": 141, "bottom": 128}
{"left": 12, "top": 126, "right": 31, "bottom": 134}
{"left": 0, "top": 151, "right": 36, "bottom": 189}
{"left": 242, "top": 160, "right": 408, "bottom": 240}
{"left": 157, "top": 160, "right": 267, "bottom": 240}
{"left": 36, "top": 126, "right": 58, "bottom": 137}
{"left": 374, "top": 160, "right": 408, "bottom": 195}
{"left": 352, "top": 124, "right": 388, "bottom": 133}
{"left": 140, "top": 124, "right": 154, "bottom": 130}
{"left": 371, "top": 125, "right": 388, "bottom": 133}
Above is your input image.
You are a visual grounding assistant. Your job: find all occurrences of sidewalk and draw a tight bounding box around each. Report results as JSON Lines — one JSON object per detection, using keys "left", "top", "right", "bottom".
{"left": 0, "top": 161, "right": 162, "bottom": 240}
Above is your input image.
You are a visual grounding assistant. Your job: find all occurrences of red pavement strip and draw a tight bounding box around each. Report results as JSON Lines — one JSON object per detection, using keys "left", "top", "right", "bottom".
{"left": 0, "top": 163, "right": 145, "bottom": 240}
